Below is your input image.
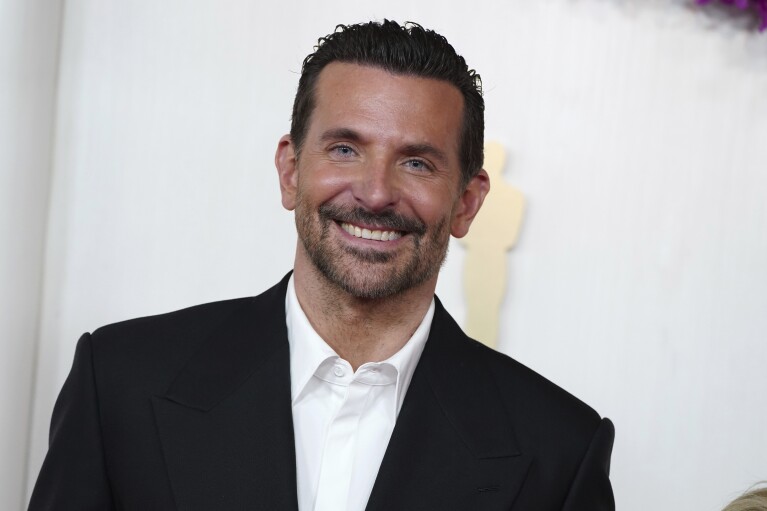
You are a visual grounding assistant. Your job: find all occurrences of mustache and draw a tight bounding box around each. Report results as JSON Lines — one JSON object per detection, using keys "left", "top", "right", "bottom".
{"left": 319, "top": 203, "right": 427, "bottom": 235}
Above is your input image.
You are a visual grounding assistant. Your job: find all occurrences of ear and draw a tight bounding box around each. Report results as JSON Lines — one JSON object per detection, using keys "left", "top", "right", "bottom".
{"left": 451, "top": 169, "right": 490, "bottom": 238}
{"left": 275, "top": 134, "right": 298, "bottom": 211}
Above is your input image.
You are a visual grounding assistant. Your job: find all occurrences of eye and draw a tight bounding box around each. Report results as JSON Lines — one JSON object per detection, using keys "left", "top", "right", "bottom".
{"left": 404, "top": 159, "right": 433, "bottom": 172}
{"left": 330, "top": 144, "right": 357, "bottom": 158}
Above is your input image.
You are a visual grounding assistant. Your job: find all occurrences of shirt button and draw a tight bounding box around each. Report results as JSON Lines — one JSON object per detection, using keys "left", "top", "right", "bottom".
{"left": 333, "top": 365, "right": 345, "bottom": 377}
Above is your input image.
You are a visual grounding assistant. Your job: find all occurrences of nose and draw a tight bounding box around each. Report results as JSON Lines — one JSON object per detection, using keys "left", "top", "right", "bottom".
{"left": 351, "top": 158, "right": 400, "bottom": 212}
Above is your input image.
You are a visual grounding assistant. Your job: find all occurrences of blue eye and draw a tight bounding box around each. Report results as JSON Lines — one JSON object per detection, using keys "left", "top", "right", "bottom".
{"left": 405, "top": 159, "right": 432, "bottom": 172}
{"left": 331, "top": 145, "right": 356, "bottom": 157}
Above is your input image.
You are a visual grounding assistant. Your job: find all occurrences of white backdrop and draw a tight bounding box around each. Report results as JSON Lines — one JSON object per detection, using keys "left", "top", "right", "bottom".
{"left": 3, "top": 1, "right": 766, "bottom": 510}
{"left": 0, "top": 1, "right": 62, "bottom": 509}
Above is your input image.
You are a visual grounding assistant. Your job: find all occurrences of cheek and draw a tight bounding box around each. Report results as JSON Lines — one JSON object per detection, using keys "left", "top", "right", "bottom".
{"left": 298, "top": 166, "right": 353, "bottom": 203}
{"left": 406, "top": 184, "right": 458, "bottom": 224}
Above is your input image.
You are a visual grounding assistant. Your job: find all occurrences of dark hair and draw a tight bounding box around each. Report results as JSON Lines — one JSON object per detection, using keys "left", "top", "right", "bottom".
{"left": 290, "top": 20, "right": 484, "bottom": 187}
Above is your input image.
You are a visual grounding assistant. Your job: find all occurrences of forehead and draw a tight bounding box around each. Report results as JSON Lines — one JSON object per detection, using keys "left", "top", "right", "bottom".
{"left": 308, "top": 62, "right": 464, "bottom": 157}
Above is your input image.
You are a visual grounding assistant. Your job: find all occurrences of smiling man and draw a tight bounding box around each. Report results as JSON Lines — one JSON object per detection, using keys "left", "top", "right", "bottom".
{"left": 29, "top": 21, "right": 615, "bottom": 511}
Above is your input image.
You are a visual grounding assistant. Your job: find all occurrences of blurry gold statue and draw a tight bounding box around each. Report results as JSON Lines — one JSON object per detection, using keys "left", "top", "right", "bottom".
{"left": 459, "top": 142, "right": 525, "bottom": 349}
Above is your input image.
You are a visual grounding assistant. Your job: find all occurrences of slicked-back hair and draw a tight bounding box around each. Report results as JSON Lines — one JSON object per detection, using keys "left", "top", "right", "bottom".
{"left": 290, "top": 20, "right": 484, "bottom": 187}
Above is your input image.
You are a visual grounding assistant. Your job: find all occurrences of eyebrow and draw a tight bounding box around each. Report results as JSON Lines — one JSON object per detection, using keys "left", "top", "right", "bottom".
{"left": 319, "top": 128, "right": 450, "bottom": 167}
{"left": 319, "top": 128, "right": 363, "bottom": 144}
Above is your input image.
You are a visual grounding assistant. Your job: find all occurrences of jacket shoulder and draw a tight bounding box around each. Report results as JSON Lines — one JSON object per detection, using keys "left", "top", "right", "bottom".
{"left": 86, "top": 297, "right": 258, "bottom": 391}
{"left": 92, "top": 296, "right": 254, "bottom": 347}
{"left": 90, "top": 274, "right": 291, "bottom": 351}
{"left": 87, "top": 274, "right": 291, "bottom": 391}
{"left": 474, "top": 339, "right": 604, "bottom": 439}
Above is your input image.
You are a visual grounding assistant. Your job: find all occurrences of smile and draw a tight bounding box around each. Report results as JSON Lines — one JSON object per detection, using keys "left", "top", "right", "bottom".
{"left": 339, "top": 222, "right": 403, "bottom": 241}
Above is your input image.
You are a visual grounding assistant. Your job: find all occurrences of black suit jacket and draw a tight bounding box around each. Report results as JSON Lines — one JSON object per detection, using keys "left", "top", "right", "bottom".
{"left": 30, "top": 273, "right": 615, "bottom": 510}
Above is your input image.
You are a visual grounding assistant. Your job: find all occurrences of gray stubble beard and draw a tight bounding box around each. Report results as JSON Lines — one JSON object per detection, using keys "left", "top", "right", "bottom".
{"left": 295, "top": 199, "right": 450, "bottom": 300}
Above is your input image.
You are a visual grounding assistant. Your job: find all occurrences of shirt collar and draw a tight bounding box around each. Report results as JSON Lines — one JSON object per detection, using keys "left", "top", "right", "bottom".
{"left": 285, "top": 274, "right": 434, "bottom": 414}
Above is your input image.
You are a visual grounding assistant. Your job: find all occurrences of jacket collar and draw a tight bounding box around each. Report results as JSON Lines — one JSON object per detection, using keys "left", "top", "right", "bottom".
{"left": 365, "top": 298, "right": 527, "bottom": 510}
{"left": 163, "top": 272, "right": 292, "bottom": 412}
{"left": 153, "top": 273, "right": 299, "bottom": 511}
{"left": 421, "top": 297, "right": 521, "bottom": 459}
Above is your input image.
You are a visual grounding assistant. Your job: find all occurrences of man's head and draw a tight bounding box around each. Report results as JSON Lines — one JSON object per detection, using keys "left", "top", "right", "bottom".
{"left": 276, "top": 22, "right": 489, "bottom": 300}
{"left": 290, "top": 20, "right": 484, "bottom": 187}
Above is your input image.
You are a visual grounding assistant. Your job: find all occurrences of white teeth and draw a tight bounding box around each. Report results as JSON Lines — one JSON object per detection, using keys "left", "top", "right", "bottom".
{"left": 340, "top": 222, "right": 402, "bottom": 242}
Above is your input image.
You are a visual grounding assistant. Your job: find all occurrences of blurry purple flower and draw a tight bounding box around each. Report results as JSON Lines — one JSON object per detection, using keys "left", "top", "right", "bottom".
{"left": 697, "top": 0, "right": 767, "bottom": 30}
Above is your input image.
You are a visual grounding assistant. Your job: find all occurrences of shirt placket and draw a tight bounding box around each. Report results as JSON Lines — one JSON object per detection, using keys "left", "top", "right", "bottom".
{"left": 313, "top": 377, "right": 371, "bottom": 511}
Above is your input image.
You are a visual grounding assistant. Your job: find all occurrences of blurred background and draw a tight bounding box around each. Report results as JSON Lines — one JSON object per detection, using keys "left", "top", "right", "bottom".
{"left": 2, "top": 0, "right": 766, "bottom": 509}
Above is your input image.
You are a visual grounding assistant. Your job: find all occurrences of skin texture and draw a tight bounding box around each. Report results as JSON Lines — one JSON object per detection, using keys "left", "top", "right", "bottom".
{"left": 275, "top": 62, "right": 489, "bottom": 369}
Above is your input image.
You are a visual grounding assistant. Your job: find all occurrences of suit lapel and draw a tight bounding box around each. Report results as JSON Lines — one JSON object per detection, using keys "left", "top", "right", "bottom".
{"left": 366, "top": 299, "right": 531, "bottom": 511}
{"left": 152, "top": 275, "right": 299, "bottom": 511}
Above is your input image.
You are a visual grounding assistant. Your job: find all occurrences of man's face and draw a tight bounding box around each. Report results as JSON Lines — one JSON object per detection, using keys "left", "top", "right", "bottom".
{"left": 276, "top": 62, "right": 488, "bottom": 299}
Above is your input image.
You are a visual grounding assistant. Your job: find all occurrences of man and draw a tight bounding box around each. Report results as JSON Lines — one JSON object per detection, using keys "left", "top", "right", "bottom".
{"left": 29, "top": 20, "right": 615, "bottom": 510}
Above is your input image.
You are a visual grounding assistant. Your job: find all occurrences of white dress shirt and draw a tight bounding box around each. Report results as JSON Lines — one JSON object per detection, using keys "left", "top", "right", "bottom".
{"left": 285, "top": 276, "right": 434, "bottom": 511}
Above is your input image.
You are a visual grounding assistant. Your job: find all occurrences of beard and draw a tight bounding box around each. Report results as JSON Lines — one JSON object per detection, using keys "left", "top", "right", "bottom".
{"left": 295, "top": 197, "right": 451, "bottom": 300}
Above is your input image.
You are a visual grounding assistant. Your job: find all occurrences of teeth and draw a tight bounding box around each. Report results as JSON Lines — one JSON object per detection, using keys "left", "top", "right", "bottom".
{"left": 341, "top": 222, "right": 402, "bottom": 242}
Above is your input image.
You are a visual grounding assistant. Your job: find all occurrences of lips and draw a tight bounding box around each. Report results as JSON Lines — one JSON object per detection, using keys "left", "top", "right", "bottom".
{"left": 319, "top": 203, "right": 427, "bottom": 239}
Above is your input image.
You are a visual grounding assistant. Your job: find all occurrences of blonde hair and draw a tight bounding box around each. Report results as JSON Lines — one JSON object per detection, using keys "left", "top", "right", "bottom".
{"left": 723, "top": 484, "right": 767, "bottom": 511}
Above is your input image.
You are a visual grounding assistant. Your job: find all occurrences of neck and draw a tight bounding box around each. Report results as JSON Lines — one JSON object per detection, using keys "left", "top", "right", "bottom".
{"left": 292, "top": 259, "right": 435, "bottom": 371}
